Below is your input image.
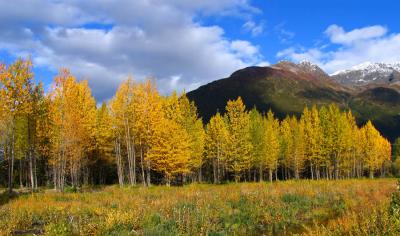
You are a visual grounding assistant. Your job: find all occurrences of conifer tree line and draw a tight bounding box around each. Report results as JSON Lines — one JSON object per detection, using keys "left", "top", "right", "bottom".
{"left": 0, "top": 59, "right": 393, "bottom": 192}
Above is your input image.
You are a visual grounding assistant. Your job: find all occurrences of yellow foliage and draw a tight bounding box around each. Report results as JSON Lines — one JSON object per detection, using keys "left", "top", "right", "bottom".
{"left": 224, "top": 97, "right": 252, "bottom": 181}
{"left": 146, "top": 118, "right": 190, "bottom": 185}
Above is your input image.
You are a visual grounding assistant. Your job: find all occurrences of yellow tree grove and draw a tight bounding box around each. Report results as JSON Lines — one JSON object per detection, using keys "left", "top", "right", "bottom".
{"left": 362, "top": 121, "right": 391, "bottom": 178}
{"left": 48, "top": 69, "right": 96, "bottom": 190}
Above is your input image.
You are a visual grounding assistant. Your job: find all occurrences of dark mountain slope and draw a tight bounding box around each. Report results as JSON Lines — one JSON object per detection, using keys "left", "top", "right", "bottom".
{"left": 349, "top": 86, "right": 400, "bottom": 141}
{"left": 189, "top": 64, "right": 350, "bottom": 120}
{"left": 187, "top": 62, "right": 400, "bottom": 141}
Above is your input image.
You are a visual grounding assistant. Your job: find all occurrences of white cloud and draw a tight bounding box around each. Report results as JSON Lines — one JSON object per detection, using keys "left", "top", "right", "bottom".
{"left": 325, "top": 24, "right": 387, "bottom": 45}
{"left": 242, "top": 20, "right": 264, "bottom": 36}
{"left": 277, "top": 24, "right": 400, "bottom": 74}
{"left": 277, "top": 47, "right": 324, "bottom": 64}
{"left": 0, "top": 0, "right": 264, "bottom": 100}
{"left": 256, "top": 61, "right": 270, "bottom": 67}
{"left": 274, "top": 23, "right": 295, "bottom": 43}
{"left": 230, "top": 40, "right": 260, "bottom": 59}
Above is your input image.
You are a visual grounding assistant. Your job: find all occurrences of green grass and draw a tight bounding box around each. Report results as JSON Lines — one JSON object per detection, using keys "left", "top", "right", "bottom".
{"left": 0, "top": 179, "right": 399, "bottom": 235}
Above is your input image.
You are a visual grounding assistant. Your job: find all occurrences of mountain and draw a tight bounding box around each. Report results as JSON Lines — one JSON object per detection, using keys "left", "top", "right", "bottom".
{"left": 331, "top": 62, "right": 400, "bottom": 86}
{"left": 187, "top": 61, "right": 400, "bottom": 141}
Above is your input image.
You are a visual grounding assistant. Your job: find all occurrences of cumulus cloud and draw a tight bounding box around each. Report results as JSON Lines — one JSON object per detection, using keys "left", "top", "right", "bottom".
{"left": 325, "top": 24, "right": 387, "bottom": 45}
{"left": 277, "top": 47, "right": 324, "bottom": 64}
{"left": 256, "top": 61, "right": 270, "bottom": 67}
{"left": 0, "top": 0, "right": 264, "bottom": 100}
{"left": 277, "top": 24, "right": 400, "bottom": 74}
{"left": 230, "top": 40, "right": 260, "bottom": 59}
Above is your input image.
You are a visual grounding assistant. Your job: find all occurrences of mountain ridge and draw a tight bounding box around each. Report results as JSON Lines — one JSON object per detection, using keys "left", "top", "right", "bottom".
{"left": 187, "top": 61, "right": 400, "bottom": 142}
{"left": 331, "top": 61, "right": 400, "bottom": 86}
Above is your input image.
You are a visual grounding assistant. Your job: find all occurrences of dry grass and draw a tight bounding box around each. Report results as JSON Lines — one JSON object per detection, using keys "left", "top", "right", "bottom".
{"left": 0, "top": 179, "right": 398, "bottom": 235}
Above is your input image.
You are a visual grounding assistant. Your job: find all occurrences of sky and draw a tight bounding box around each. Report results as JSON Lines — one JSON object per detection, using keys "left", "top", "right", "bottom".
{"left": 1, "top": 0, "right": 400, "bottom": 101}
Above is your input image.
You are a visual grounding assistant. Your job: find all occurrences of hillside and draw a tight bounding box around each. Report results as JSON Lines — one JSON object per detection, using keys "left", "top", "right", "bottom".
{"left": 187, "top": 61, "right": 400, "bottom": 141}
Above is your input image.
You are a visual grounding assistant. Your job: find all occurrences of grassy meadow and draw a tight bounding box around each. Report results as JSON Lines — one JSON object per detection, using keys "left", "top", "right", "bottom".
{"left": 0, "top": 179, "right": 399, "bottom": 235}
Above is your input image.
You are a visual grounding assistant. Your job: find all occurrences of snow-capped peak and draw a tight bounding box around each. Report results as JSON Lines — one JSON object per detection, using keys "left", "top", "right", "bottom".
{"left": 298, "top": 60, "right": 320, "bottom": 71}
{"left": 332, "top": 62, "right": 400, "bottom": 76}
{"left": 331, "top": 61, "right": 400, "bottom": 85}
{"left": 350, "top": 61, "right": 374, "bottom": 71}
{"left": 330, "top": 69, "right": 346, "bottom": 76}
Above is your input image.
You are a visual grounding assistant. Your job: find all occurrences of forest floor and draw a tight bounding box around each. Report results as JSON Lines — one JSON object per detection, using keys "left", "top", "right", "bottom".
{"left": 0, "top": 179, "right": 399, "bottom": 235}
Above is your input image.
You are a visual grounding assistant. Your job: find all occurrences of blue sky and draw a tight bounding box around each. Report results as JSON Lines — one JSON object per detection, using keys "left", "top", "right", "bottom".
{"left": 1, "top": 0, "right": 400, "bottom": 101}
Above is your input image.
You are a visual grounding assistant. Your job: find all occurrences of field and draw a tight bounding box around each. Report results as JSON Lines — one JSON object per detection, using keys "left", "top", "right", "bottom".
{"left": 0, "top": 179, "right": 399, "bottom": 235}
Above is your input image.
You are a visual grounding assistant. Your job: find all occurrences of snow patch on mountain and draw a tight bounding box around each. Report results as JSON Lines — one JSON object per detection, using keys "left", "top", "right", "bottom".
{"left": 331, "top": 62, "right": 400, "bottom": 85}
{"left": 331, "top": 62, "right": 400, "bottom": 76}
{"left": 298, "top": 60, "right": 322, "bottom": 72}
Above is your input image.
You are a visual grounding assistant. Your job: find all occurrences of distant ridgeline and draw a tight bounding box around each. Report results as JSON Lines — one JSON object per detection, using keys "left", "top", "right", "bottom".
{"left": 0, "top": 59, "right": 395, "bottom": 191}
{"left": 188, "top": 61, "right": 400, "bottom": 142}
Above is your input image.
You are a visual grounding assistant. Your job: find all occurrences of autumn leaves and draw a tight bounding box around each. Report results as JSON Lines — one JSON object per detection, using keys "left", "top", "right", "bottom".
{"left": 109, "top": 79, "right": 205, "bottom": 186}
{"left": 205, "top": 99, "right": 392, "bottom": 182}
{"left": 0, "top": 59, "right": 393, "bottom": 191}
{"left": 48, "top": 69, "right": 97, "bottom": 191}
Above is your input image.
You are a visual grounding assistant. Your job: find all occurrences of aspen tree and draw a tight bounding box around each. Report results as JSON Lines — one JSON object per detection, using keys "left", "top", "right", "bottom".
{"left": 178, "top": 94, "right": 205, "bottom": 182}
{"left": 95, "top": 103, "right": 114, "bottom": 184}
{"left": 205, "top": 112, "right": 228, "bottom": 183}
{"left": 224, "top": 97, "right": 252, "bottom": 182}
{"left": 134, "top": 79, "right": 163, "bottom": 186}
{"left": 27, "top": 83, "right": 46, "bottom": 190}
{"left": 146, "top": 115, "right": 190, "bottom": 186}
{"left": 48, "top": 70, "right": 69, "bottom": 191}
{"left": 264, "top": 110, "right": 280, "bottom": 182}
{"left": 379, "top": 137, "right": 392, "bottom": 177}
{"left": 342, "top": 111, "right": 357, "bottom": 178}
{"left": 319, "top": 106, "right": 335, "bottom": 179}
{"left": 34, "top": 88, "right": 51, "bottom": 188}
{"left": 302, "top": 107, "right": 313, "bottom": 178}
{"left": 280, "top": 117, "right": 293, "bottom": 179}
{"left": 291, "top": 116, "right": 306, "bottom": 179}
{"left": 362, "top": 121, "right": 391, "bottom": 178}
{"left": 109, "top": 79, "right": 137, "bottom": 186}
{"left": 327, "top": 104, "right": 344, "bottom": 179}
{"left": 0, "top": 59, "right": 33, "bottom": 193}
{"left": 48, "top": 70, "right": 96, "bottom": 190}
{"left": 311, "top": 106, "right": 323, "bottom": 179}
{"left": 249, "top": 108, "right": 265, "bottom": 181}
